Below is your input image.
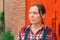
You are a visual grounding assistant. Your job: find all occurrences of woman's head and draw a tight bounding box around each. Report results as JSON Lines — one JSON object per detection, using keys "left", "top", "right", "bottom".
{"left": 30, "top": 4, "right": 46, "bottom": 15}
{"left": 29, "top": 4, "right": 46, "bottom": 24}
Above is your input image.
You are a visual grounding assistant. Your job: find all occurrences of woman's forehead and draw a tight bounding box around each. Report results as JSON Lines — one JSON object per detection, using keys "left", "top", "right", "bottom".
{"left": 29, "top": 6, "right": 39, "bottom": 12}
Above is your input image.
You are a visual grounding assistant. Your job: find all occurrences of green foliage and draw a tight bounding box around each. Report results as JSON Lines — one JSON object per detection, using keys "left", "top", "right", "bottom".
{"left": 0, "top": 11, "right": 5, "bottom": 33}
{"left": 0, "top": 11, "right": 2, "bottom": 33}
{"left": 1, "top": 30, "right": 14, "bottom": 40}
{"left": 0, "top": 11, "right": 14, "bottom": 40}
{"left": 1, "top": 11, "right": 4, "bottom": 21}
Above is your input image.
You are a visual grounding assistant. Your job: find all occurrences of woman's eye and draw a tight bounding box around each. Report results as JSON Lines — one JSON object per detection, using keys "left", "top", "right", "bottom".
{"left": 33, "top": 12, "right": 38, "bottom": 14}
{"left": 29, "top": 12, "right": 38, "bottom": 14}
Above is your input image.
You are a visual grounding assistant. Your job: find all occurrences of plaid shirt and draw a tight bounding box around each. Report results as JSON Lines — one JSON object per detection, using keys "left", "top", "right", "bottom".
{"left": 18, "top": 25, "right": 57, "bottom": 40}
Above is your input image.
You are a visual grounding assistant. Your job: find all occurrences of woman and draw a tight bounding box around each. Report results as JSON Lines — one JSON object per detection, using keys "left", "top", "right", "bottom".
{"left": 18, "top": 4, "right": 57, "bottom": 40}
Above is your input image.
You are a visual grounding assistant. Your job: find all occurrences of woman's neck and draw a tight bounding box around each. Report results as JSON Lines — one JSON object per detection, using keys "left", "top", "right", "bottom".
{"left": 31, "top": 23, "right": 43, "bottom": 34}
{"left": 31, "top": 23, "right": 42, "bottom": 30}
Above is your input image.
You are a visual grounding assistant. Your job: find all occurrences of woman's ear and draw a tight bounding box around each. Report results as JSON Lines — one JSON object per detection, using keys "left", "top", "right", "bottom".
{"left": 42, "top": 14, "right": 46, "bottom": 19}
{"left": 40, "top": 11, "right": 46, "bottom": 19}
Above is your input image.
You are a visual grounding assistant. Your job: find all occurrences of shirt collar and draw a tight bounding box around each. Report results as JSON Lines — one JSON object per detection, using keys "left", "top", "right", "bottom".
{"left": 27, "top": 24, "right": 47, "bottom": 31}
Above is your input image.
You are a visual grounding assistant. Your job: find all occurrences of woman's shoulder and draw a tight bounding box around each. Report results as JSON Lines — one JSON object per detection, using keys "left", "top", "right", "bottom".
{"left": 45, "top": 25, "right": 55, "bottom": 32}
{"left": 46, "top": 26, "right": 55, "bottom": 35}
{"left": 46, "top": 26, "right": 57, "bottom": 40}
{"left": 19, "top": 25, "right": 30, "bottom": 33}
{"left": 47, "top": 27, "right": 55, "bottom": 32}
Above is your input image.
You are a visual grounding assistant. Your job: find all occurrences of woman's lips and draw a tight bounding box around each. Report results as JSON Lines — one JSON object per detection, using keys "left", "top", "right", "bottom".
{"left": 30, "top": 19, "right": 35, "bottom": 21}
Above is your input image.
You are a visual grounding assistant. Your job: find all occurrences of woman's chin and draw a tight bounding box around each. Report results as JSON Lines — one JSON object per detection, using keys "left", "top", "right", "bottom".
{"left": 31, "top": 22, "right": 37, "bottom": 24}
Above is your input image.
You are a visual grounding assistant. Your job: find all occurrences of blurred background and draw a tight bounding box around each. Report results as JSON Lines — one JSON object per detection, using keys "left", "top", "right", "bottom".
{"left": 0, "top": 0, "right": 60, "bottom": 40}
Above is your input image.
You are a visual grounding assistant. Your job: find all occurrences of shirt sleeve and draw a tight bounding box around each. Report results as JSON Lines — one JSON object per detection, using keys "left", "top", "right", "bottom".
{"left": 17, "top": 26, "right": 26, "bottom": 40}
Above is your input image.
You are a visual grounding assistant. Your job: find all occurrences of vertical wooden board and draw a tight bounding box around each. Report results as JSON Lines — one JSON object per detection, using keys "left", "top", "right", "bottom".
{"left": 56, "top": 0, "right": 60, "bottom": 40}
{"left": 43, "top": 0, "right": 55, "bottom": 28}
{"left": 0, "top": 0, "right": 2, "bottom": 12}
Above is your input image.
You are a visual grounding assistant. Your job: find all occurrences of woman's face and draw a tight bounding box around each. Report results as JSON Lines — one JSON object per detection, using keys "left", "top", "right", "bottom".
{"left": 29, "top": 6, "right": 42, "bottom": 24}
